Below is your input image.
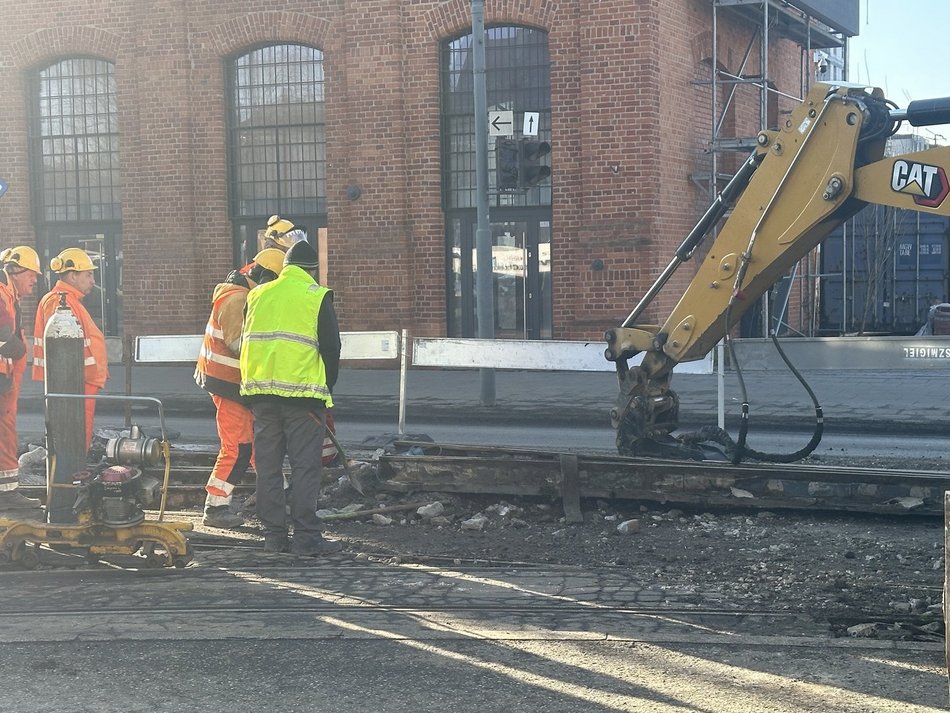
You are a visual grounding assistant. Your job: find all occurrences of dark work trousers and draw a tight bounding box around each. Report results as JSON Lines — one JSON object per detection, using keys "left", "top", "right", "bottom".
{"left": 250, "top": 398, "right": 327, "bottom": 545}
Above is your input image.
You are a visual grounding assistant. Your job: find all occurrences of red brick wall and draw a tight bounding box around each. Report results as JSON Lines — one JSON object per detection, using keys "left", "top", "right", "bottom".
{"left": 0, "top": 0, "right": 811, "bottom": 341}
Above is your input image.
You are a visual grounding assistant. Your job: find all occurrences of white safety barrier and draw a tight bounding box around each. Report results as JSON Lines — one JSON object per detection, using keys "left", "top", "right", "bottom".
{"left": 410, "top": 337, "right": 713, "bottom": 373}
{"left": 135, "top": 331, "right": 401, "bottom": 363}
{"left": 126, "top": 330, "right": 950, "bottom": 436}
{"left": 405, "top": 337, "right": 712, "bottom": 434}
{"left": 129, "top": 331, "right": 405, "bottom": 429}
{"left": 130, "top": 331, "right": 712, "bottom": 434}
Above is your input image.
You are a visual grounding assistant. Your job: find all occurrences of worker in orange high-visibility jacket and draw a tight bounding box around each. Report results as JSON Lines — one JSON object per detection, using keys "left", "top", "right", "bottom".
{"left": 32, "top": 248, "right": 109, "bottom": 452}
{"left": 0, "top": 246, "right": 43, "bottom": 515}
{"left": 194, "top": 249, "right": 284, "bottom": 529}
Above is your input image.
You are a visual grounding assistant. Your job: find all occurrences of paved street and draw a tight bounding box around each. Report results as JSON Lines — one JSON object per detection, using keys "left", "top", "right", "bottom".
{"left": 0, "top": 560, "right": 944, "bottom": 712}
{"left": 19, "top": 363, "right": 950, "bottom": 435}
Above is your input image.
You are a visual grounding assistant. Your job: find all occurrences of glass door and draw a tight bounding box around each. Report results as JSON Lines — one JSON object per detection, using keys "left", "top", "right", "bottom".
{"left": 484, "top": 221, "right": 528, "bottom": 339}
{"left": 448, "top": 211, "right": 552, "bottom": 338}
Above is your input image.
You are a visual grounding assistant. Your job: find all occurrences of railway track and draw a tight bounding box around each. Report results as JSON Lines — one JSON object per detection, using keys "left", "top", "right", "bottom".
{"left": 0, "top": 555, "right": 942, "bottom": 649}
{"left": 16, "top": 439, "right": 950, "bottom": 516}
{"left": 377, "top": 441, "right": 950, "bottom": 518}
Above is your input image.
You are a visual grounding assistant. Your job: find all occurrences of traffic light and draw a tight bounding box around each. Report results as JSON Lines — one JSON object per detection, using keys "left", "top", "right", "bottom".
{"left": 518, "top": 139, "right": 551, "bottom": 188}
{"left": 495, "top": 138, "right": 520, "bottom": 190}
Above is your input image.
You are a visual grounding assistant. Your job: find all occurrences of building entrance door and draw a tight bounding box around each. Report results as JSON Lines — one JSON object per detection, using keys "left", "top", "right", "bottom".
{"left": 449, "top": 212, "right": 551, "bottom": 339}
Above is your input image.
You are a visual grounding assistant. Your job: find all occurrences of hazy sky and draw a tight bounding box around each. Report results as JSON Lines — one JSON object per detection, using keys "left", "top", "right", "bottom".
{"left": 848, "top": 0, "right": 950, "bottom": 139}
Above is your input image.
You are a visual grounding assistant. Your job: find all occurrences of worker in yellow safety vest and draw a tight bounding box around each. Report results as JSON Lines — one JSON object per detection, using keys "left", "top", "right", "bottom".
{"left": 240, "top": 240, "right": 343, "bottom": 556}
{"left": 259, "top": 215, "right": 339, "bottom": 467}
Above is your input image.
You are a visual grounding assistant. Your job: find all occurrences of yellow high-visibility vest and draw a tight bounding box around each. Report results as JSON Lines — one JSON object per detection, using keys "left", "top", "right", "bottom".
{"left": 239, "top": 265, "right": 333, "bottom": 406}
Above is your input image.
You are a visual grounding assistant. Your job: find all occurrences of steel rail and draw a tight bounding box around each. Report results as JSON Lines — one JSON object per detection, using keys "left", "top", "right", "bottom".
{"left": 378, "top": 442, "right": 950, "bottom": 518}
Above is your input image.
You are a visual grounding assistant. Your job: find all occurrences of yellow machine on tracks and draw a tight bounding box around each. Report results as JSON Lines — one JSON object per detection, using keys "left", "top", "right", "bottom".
{"left": 0, "top": 396, "right": 193, "bottom": 569}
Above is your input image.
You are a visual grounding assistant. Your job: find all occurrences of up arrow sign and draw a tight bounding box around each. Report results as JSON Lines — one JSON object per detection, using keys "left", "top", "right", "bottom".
{"left": 488, "top": 110, "right": 514, "bottom": 137}
{"left": 523, "top": 112, "right": 539, "bottom": 136}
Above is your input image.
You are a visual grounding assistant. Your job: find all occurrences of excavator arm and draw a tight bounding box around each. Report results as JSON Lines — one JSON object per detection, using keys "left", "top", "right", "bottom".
{"left": 604, "top": 83, "right": 950, "bottom": 459}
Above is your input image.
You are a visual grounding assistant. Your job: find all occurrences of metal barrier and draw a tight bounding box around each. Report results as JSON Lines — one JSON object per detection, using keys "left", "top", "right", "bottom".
{"left": 129, "top": 332, "right": 712, "bottom": 434}
{"left": 134, "top": 331, "right": 401, "bottom": 363}
{"left": 127, "top": 331, "right": 950, "bottom": 434}
{"left": 410, "top": 337, "right": 713, "bottom": 373}
{"left": 129, "top": 330, "right": 405, "bottom": 428}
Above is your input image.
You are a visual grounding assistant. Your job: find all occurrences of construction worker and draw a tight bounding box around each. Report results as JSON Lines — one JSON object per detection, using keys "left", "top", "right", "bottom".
{"left": 194, "top": 248, "right": 284, "bottom": 529}
{"left": 240, "top": 240, "right": 343, "bottom": 556}
{"left": 261, "top": 216, "right": 339, "bottom": 467}
{"left": 32, "top": 248, "right": 108, "bottom": 452}
{"left": 262, "top": 215, "right": 307, "bottom": 251}
{"left": 0, "top": 247, "right": 43, "bottom": 514}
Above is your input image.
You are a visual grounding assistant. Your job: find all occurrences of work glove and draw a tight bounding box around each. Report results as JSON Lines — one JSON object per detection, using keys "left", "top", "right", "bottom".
{"left": 0, "top": 325, "right": 25, "bottom": 360}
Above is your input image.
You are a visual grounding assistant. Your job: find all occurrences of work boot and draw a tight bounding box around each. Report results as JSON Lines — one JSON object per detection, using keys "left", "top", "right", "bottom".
{"left": 290, "top": 536, "right": 344, "bottom": 557}
{"left": 263, "top": 534, "right": 290, "bottom": 554}
{"left": 202, "top": 505, "right": 245, "bottom": 529}
{"left": 0, "top": 490, "right": 43, "bottom": 513}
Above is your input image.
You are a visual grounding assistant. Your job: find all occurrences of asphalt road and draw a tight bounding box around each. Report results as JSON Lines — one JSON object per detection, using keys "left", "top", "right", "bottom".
{"left": 5, "top": 403, "right": 949, "bottom": 711}
{"left": 19, "top": 412, "right": 950, "bottom": 463}
{"left": 0, "top": 565, "right": 943, "bottom": 712}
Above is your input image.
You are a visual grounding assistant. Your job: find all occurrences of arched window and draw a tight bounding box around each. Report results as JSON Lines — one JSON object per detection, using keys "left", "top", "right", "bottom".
{"left": 440, "top": 26, "right": 553, "bottom": 339}
{"left": 28, "top": 57, "right": 122, "bottom": 335}
{"left": 226, "top": 44, "right": 326, "bottom": 262}
{"left": 30, "top": 57, "right": 121, "bottom": 222}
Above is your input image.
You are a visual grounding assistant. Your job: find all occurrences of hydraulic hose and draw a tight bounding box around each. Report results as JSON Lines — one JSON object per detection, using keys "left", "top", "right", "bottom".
{"left": 724, "top": 327, "right": 823, "bottom": 464}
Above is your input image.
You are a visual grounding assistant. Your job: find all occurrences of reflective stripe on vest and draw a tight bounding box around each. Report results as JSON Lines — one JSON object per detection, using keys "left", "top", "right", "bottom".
{"left": 194, "top": 287, "right": 248, "bottom": 386}
{"left": 240, "top": 266, "right": 333, "bottom": 406}
{"left": 0, "top": 283, "right": 20, "bottom": 377}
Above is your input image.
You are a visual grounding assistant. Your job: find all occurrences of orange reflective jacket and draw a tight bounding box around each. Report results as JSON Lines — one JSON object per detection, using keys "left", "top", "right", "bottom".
{"left": 0, "top": 279, "right": 23, "bottom": 384}
{"left": 32, "top": 280, "right": 109, "bottom": 388}
{"left": 194, "top": 282, "right": 249, "bottom": 401}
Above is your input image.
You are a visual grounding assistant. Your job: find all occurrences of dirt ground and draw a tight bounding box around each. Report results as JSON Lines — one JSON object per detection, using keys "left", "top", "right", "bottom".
{"left": 289, "top": 449, "right": 948, "bottom": 643}
{"left": 11, "top": 444, "right": 950, "bottom": 711}
{"left": 21, "top": 438, "right": 947, "bottom": 641}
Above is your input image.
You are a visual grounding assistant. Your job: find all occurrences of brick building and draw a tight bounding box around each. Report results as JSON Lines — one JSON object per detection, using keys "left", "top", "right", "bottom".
{"left": 0, "top": 0, "right": 854, "bottom": 343}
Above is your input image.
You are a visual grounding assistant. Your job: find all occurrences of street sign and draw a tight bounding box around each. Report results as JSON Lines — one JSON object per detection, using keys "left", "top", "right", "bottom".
{"left": 0, "top": 179, "right": 8, "bottom": 199}
{"left": 488, "top": 110, "right": 514, "bottom": 137}
{"left": 523, "top": 112, "right": 540, "bottom": 136}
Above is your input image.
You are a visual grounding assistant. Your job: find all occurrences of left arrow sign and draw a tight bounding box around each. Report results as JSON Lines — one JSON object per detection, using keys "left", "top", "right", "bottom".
{"left": 0, "top": 180, "right": 8, "bottom": 199}
{"left": 488, "top": 110, "right": 514, "bottom": 137}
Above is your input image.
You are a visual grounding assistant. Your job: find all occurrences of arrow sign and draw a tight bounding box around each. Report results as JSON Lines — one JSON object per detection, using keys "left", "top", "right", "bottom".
{"left": 488, "top": 110, "right": 514, "bottom": 137}
{"left": 0, "top": 179, "right": 7, "bottom": 199}
{"left": 523, "top": 112, "right": 539, "bottom": 136}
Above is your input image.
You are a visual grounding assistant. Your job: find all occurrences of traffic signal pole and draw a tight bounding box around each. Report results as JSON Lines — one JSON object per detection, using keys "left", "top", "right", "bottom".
{"left": 471, "top": 0, "right": 495, "bottom": 405}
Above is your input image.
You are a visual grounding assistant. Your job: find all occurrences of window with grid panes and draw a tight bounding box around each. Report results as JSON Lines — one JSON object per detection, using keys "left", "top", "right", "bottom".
{"left": 227, "top": 44, "right": 326, "bottom": 218}
{"left": 29, "top": 58, "right": 121, "bottom": 223}
{"left": 441, "top": 26, "right": 551, "bottom": 209}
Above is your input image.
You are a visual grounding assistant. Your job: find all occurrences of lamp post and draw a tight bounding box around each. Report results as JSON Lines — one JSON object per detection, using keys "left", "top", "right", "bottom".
{"left": 472, "top": 0, "right": 496, "bottom": 405}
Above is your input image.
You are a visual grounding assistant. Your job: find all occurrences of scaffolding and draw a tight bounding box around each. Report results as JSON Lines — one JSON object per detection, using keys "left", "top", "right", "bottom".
{"left": 701, "top": 0, "right": 854, "bottom": 336}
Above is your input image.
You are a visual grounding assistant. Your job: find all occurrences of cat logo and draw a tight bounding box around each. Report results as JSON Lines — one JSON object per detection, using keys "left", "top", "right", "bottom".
{"left": 891, "top": 159, "right": 949, "bottom": 208}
